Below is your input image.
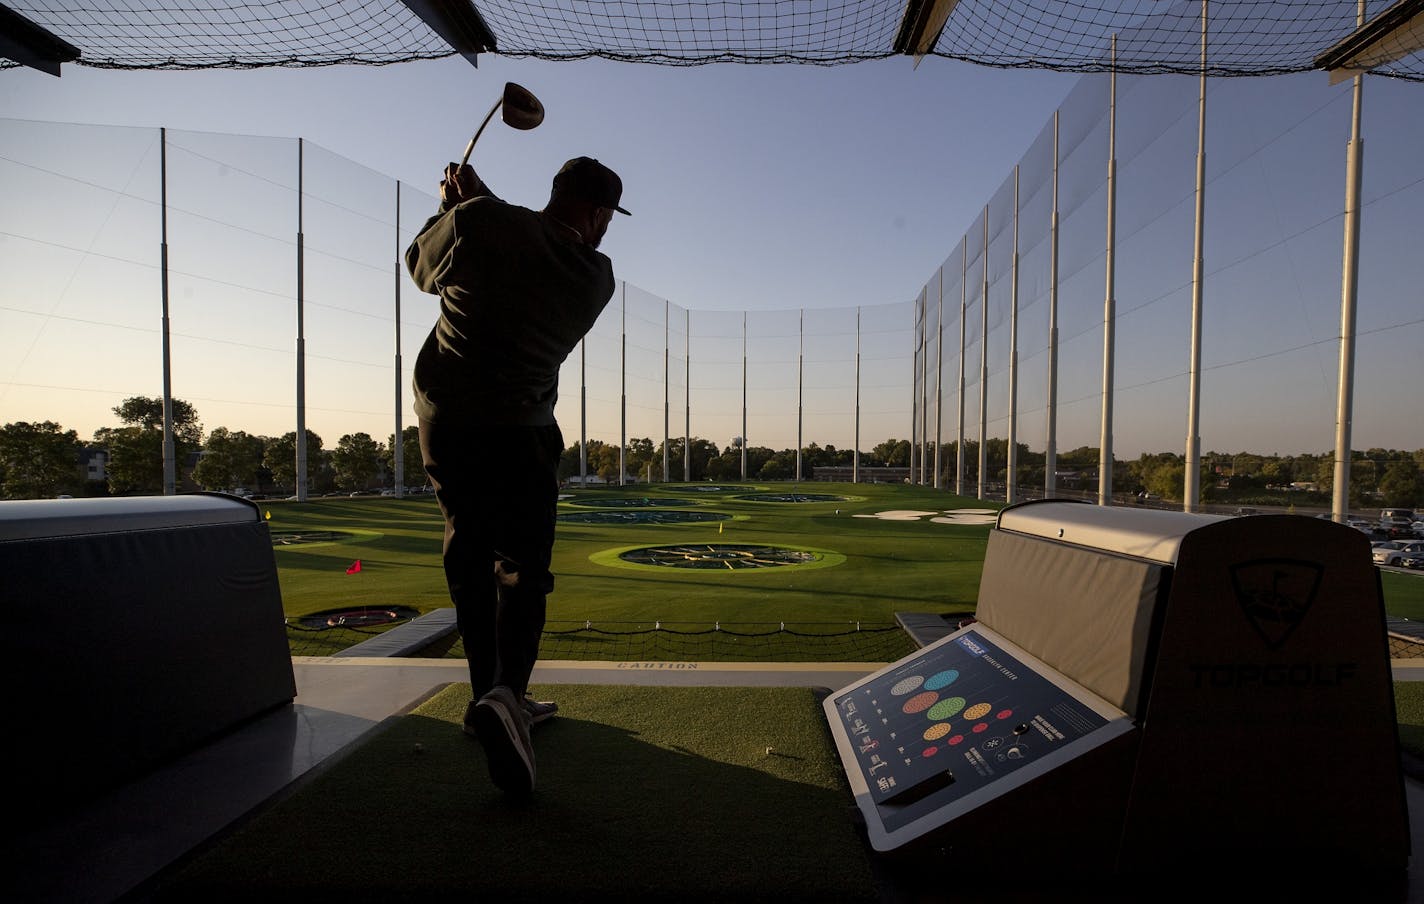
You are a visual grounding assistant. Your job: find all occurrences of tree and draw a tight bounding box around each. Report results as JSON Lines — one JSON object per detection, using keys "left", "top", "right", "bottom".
{"left": 0, "top": 421, "right": 81, "bottom": 499}
{"left": 871, "top": 438, "right": 911, "bottom": 468}
{"left": 626, "top": 437, "right": 656, "bottom": 481}
{"left": 1378, "top": 459, "right": 1421, "bottom": 508}
{"left": 264, "top": 430, "right": 325, "bottom": 492}
{"left": 93, "top": 396, "right": 203, "bottom": 495}
{"left": 657, "top": 436, "right": 720, "bottom": 481}
{"left": 384, "top": 426, "right": 424, "bottom": 489}
{"left": 331, "top": 433, "right": 382, "bottom": 491}
{"left": 192, "top": 428, "right": 266, "bottom": 492}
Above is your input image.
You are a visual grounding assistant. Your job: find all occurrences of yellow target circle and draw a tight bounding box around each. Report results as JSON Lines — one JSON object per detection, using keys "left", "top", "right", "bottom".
{"left": 923, "top": 723, "right": 952, "bottom": 742}
{"left": 963, "top": 702, "right": 993, "bottom": 720}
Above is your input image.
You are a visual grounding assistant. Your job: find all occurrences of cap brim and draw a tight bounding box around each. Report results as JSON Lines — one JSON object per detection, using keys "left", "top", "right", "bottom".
{"left": 614, "top": 205, "right": 631, "bottom": 216}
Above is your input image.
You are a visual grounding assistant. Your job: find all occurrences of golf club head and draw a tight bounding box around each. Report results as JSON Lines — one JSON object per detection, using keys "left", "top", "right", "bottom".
{"left": 500, "top": 82, "right": 544, "bottom": 130}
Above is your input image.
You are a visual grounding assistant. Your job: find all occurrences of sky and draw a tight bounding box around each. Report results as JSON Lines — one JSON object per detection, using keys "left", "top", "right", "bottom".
{"left": 0, "top": 50, "right": 1420, "bottom": 460}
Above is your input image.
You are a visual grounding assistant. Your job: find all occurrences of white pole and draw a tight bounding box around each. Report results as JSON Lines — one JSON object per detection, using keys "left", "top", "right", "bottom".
{"left": 741, "top": 311, "right": 748, "bottom": 481}
{"left": 684, "top": 308, "right": 690, "bottom": 482}
{"left": 1185, "top": 1, "right": 1208, "bottom": 513}
{"left": 1046, "top": 111, "right": 1060, "bottom": 497}
{"left": 1099, "top": 36, "right": 1118, "bottom": 507}
{"left": 920, "top": 288, "right": 929, "bottom": 485}
{"left": 934, "top": 267, "right": 944, "bottom": 489}
{"left": 393, "top": 180, "right": 404, "bottom": 497}
{"left": 854, "top": 306, "right": 861, "bottom": 484}
{"left": 295, "top": 138, "right": 308, "bottom": 502}
{"left": 619, "top": 281, "right": 627, "bottom": 486}
{"left": 978, "top": 211, "right": 989, "bottom": 500}
{"left": 1007, "top": 166, "right": 1021, "bottom": 504}
{"left": 1333, "top": 0, "right": 1367, "bottom": 523}
{"left": 159, "top": 127, "right": 175, "bottom": 496}
{"left": 579, "top": 336, "right": 587, "bottom": 484}
{"left": 956, "top": 247, "right": 967, "bottom": 496}
{"left": 663, "top": 298, "right": 670, "bottom": 482}
{"left": 797, "top": 307, "right": 804, "bottom": 482}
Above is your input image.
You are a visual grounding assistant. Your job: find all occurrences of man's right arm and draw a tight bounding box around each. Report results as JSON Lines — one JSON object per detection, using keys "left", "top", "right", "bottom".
{"left": 405, "top": 164, "right": 501, "bottom": 295}
{"left": 405, "top": 210, "right": 455, "bottom": 296}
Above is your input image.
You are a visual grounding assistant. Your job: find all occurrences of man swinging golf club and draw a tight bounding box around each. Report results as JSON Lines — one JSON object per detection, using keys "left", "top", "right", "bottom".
{"left": 407, "top": 143, "right": 629, "bottom": 795}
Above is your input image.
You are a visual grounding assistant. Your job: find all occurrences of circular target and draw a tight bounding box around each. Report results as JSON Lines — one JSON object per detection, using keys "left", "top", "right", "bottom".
{"left": 617, "top": 543, "right": 821, "bottom": 570}
{"left": 734, "top": 493, "right": 850, "bottom": 503}
{"left": 293, "top": 605, "right": 419, "bottom": 629}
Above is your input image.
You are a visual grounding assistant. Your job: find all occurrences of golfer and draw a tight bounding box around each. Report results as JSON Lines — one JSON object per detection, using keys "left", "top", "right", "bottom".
{"left": 407, "top": 156, "right": 629, "bottom": 795}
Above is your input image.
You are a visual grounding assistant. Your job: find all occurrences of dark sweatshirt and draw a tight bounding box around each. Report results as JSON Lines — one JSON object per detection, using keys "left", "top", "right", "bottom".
{"left": 406, "top": 196, "right": 615, "bottom": 426}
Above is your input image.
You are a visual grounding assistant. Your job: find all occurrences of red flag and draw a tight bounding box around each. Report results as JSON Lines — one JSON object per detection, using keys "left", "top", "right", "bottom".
{"left": 345, "top": 559, "right": 362, "bottom": 574}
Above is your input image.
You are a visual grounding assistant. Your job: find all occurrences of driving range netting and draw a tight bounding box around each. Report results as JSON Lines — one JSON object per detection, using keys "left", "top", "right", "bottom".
{"left": 4, "top": 1, "right": 1419, "bottom": 80}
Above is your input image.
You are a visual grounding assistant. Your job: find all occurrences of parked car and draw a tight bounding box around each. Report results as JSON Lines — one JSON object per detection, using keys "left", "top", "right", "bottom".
{"left": 1374, "top": 540, "right": 1424, "bottom": 566}
{"left": 1400, "top": 552, "right": 1424, "bottom": 570}
{"left": 1380, "top": 508, "right": 1418, "bottom": 539}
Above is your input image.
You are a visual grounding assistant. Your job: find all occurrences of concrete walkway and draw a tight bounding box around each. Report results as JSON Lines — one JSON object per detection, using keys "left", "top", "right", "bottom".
{"left": 10, "top": 657, "right": 1424, "bottom": 903}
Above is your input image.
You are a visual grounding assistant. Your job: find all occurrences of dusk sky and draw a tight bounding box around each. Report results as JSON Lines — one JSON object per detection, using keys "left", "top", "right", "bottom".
{"left": 1, "top": 51, "right": 1419, "bottom": 457}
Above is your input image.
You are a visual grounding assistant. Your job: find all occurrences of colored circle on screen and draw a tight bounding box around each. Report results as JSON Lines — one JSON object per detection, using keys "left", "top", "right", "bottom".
{"left": 924, "top": 669, "right": 960, "bottom": 691}
{"left": 927, "top": 697, "right": 966, "bottom": 720}
{"left": 903, "top": 691, "right": 939, "bottom": 714}
{"left": 948, "top": 734, "right": 965, "bottom": 746}
{"left": 997, "top": 709, "right": 1013, "bottom": 720}
{"left": 972, "top": 722, "right": 989, "bottom": 733}
{"left": 964, "top": 702, "right": 992, "bottom": 721}
{"left": 890, "top": 676, "right": 925, "bottom": 696}
{"left": 923, "top": 722, "right": 952, "bottom": 742}
{"left": 922, "top": 746, "right": 939, "bottom": 757}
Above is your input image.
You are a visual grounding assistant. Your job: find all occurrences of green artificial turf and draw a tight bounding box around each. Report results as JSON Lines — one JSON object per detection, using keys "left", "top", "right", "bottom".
{"left": 1381, "top": 570, "right": 1424, "bottom": 622}
{"left": 269, "top": 482, "right": 1423, "bottom": 639}
{"left": 153, "top": 683, "right": 877, "bottom": 903}
{"left": 1395, "top": 681, "right": 1424, "bottom": 764}
{"left": 270, "top": 483, "right": 990, "bottom": 646}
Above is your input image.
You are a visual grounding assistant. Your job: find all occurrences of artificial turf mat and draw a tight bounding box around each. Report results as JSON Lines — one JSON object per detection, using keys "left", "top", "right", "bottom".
{"left": 152, "top": 683, "right": 878, "bottom": 902}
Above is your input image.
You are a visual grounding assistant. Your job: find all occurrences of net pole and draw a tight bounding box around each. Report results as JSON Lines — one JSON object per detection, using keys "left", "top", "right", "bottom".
{"left": 796, "top": 307, "right": 804, "bottom": 482}
{"left": 934, "top": 267, "right": 944, "bottom": 489}
{"left": 1007, "top": 165, "right": 1020, "bottom": 505}
{"left": 684, "top": 308, "right": 690, "bottom": 482}
{"left": 580, "top": 336, "right": 587, "bottom": 485}
{"left": 1184, "top": 0, "right": 1208, "bottom": 513}
{"left": 741, "top": 311, "right": 748, "bottom": 481}
{"left": 620, "top": 281, "right": 627, "bottom": 487}
{"left": 1099, "top": 36, "right": 1118, "bottom": 507}
{"left": 922, "top": 289, "right": 930, "bottom": 485}
{"left": 295, "top": 137, "right": 308, "bottom": 502}
{"left": 159, "top": 127, "right": 175, "bottom": 496}
{"left": 393, "top": 180, "right": 404, "bottom": 497}
{"left": 663, "top": 298, "right": 670, "bottom": 482}
{"left": 1046, "top": 111, "right": 1060, "bottom": 497}
{"left": 978, "top": 210, "right": 989, "bottom": 501}
{"left": 854, "top": 306, "right": 861, "bottom": 484}
{"left": 957, "top": 246, "right": 967, "bottom": 496}
{"left": 1332, "top": 0, "right": 1366, "bottom": 523}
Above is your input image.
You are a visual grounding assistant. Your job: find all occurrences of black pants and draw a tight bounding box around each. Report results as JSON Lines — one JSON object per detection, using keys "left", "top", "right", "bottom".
{"left": 419, "top": 417, "right": 563, "bottom": 699}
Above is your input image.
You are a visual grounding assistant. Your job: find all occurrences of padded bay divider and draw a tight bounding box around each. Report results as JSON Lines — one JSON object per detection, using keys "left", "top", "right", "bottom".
{"left": 0, "top": 494, "right": 295, "bottom": 824}
{"left": 975, "top": 530, "right": 1166, "bottom": 716}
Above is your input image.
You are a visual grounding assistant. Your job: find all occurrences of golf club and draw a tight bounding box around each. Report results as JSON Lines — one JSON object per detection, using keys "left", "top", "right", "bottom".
{"left": 458, "top": 81, "right": 544, "bottom": 168}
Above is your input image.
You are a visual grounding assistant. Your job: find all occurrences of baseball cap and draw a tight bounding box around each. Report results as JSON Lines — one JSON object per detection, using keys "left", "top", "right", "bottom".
{"left": 553, "top": 157, "right": 630, "bottom": 215}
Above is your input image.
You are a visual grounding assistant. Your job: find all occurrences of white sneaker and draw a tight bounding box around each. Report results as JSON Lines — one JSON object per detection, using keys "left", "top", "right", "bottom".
{"left": 469, "top": 686, "right": 535, "bottom": 795}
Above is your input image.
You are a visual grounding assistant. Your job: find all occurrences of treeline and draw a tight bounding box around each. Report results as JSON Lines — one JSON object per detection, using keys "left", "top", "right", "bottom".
{"left": 2, "top": 396, "right": 1420, "bottom": 507}
{"left": 0, "top": 396, "right": 423, "bottom": 499}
